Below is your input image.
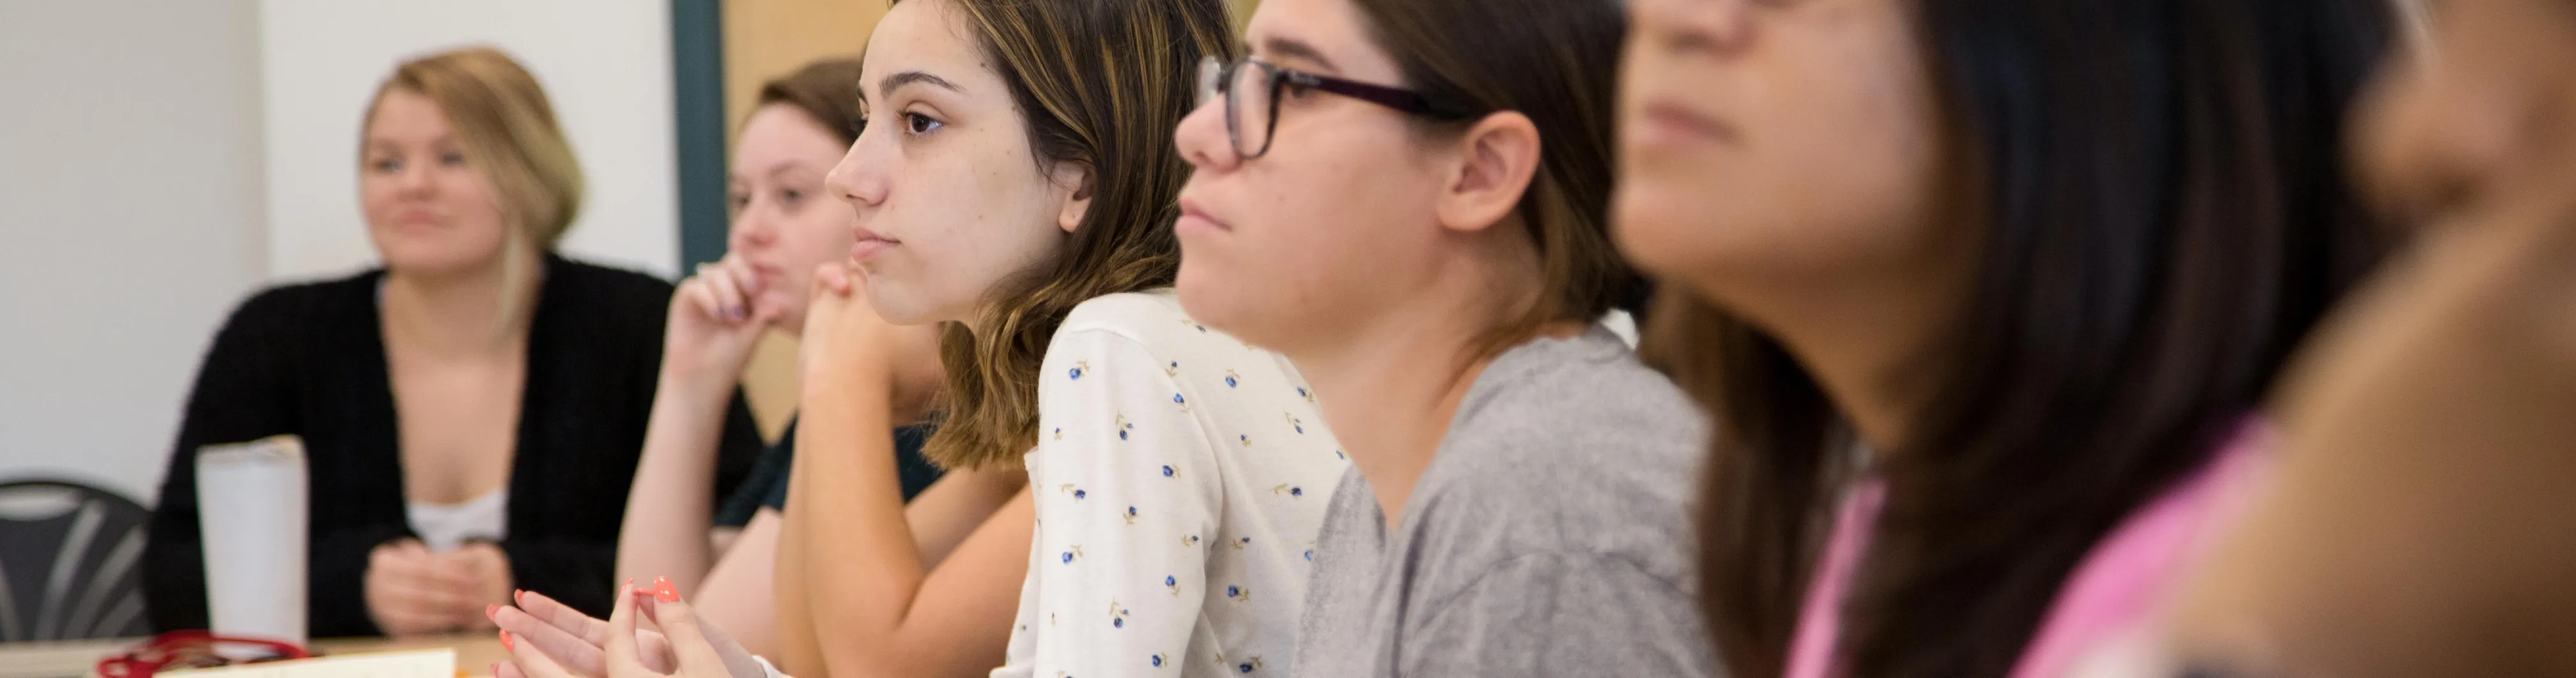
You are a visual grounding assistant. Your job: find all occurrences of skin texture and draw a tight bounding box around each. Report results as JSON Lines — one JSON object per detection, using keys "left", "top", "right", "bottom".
{"left": 1612, "top": 0, "right": 1966, "bottom": 461}
{"left": 610, "top": 101, "right": 944, "bottom": 658}
{"left": 1170, "top": 0, "right": 1561, "bottom": 529}
{"left": 496, "top": 1, "right": 1074, "bottom": 675}
{"left": 2170, "top": 1, "right": 2576, "bottom": 675}
{"left": 357, "top": 87, "right": 536, "bottom": 638}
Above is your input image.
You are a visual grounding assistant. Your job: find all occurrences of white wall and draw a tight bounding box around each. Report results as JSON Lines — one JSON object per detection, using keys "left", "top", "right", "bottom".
{"left": 0, "top": 1, "right": 686, "bottom": 506}
{"left": 0, "top": 0, "right": 271, "bottom": 504}
{"left": 258, "top": 0, "right": 681, "bottom": 281}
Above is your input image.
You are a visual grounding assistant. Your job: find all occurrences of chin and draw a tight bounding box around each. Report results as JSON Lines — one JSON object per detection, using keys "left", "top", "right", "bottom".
{"left": 859, "top": 276, "right": 942, "bottom": 327}
{"left": 1611, "top": 190, "right": 1715, "bottom": 282}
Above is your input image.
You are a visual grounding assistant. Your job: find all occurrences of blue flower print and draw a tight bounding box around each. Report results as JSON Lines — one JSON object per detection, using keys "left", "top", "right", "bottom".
{"left": 1172, "top": 392, "right": 1190, "bottom": 413}
{"left": 1223, "top": 370, "right": 1240, "bottom": 388}
{"left": 1116, "top": 414, "right": 1133, "bottom": 441}
{"left": 1236, "top": 536, "right": 1252, "bottom": 549}
{"left": 1298, "top": 386, "right": 1315, "bottom": 402}
{"left": 1060, "top": 545, "right": 1083, "bottom": 564}
{"left": 1238, "top": 657, "right": 1265, "bottom": 673}
{"left": 1335, "top": 447, "right": 1347, "bottom": 460}
{"left": 1285, "top": 412, "right": 1305, "bottom": 434}
{"left": 1057, "top": 484, "right": 1086, "bottom": 500}
{"left": 1164, "top": 575, "right": 1180, "bottom": 596}
{"left": 1123, "top": 506, "right": 1139, "bottom": 525}
{"left": 1151, "top": 654, "right": 1165, "bottom": 668}
{"left": 1304, "top": 549, "right": 1314, "bottom": 561}
{"left": 1052, "top": 427, "right": 1062, "bottom": 441}
{"left": 1238, "top": 433, "right": 1252, "bottom": 447}
{"left": 1160, "top": 464, "right": 1174, "bottom": 478}
{"left": 1165, "top": 360, "right": 1181, "bottom": 377}
{"left": 1271, "top": 484, "right": 1303, "bottom": 497}
{"left": 1068, "top": 360, "right": 1089, "bottom": 380}
{"left": 1108, "top": 601, "right": 1129, "bottom": 629}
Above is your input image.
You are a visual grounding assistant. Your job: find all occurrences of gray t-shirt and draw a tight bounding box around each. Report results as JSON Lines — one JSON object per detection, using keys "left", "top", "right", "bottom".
{"left": 1291, "top": 328, "right": 1719, "bottom": 677}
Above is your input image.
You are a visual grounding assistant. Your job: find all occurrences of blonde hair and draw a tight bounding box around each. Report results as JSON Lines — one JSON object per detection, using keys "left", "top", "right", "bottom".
{"left": 364, "top": 46, "right": 585, "bottom": 248}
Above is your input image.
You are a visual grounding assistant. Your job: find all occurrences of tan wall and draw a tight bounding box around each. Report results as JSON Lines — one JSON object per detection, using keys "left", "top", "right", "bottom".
{"left": 720, "top": 0, "right": 889, "bottom": 442}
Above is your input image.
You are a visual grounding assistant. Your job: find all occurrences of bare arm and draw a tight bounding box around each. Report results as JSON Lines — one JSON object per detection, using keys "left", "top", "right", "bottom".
{"left": 618, "top": 257, "right": 777, "bottom": 594}
{"left": 614, "top": 366, "right": 739, "bottom": 594}
{"left": 716, "top": 462, "right": 1023, "bottom": 661}
{"left": 775, "top": 265, "right": 1032, "bottom": 678}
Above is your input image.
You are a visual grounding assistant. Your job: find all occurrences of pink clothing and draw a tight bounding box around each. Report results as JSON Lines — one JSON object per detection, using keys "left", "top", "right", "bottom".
{"left": 1781, "top": 421, "right": 2273, "bottom": 678}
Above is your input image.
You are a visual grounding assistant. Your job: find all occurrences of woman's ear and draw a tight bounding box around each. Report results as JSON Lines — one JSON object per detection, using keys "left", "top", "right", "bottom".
{"left": 1055, "top": 163, "right": 1096, "bottom": 234}
{"left": 1436, "top": 111, "right": 1543, "bottom": 233}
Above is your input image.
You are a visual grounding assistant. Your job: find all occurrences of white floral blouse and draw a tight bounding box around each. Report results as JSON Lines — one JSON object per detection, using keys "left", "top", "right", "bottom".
{"left": 988, "top": 290, "right": 1350, "bottom": 678}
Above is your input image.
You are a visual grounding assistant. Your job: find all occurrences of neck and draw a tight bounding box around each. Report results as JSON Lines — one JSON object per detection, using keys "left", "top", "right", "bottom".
{"left": 1286, "top": 246, "right": 1543, "bottom": 530}
{"left": 1726, "top": 264, "right": 1969, "bottom": 458}
{"left": 381, "top": 247, "right": 544, "bottom": 358}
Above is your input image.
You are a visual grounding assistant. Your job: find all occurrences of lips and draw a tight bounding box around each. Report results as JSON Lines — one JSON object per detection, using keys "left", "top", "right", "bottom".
{"left": 850, "top": 226, "right": 900, "bottom": 261}
{"left": 1174, "top": 195, "right": 1231, "bottom": 236}
{"left": 1629, "top": 99, "right": 1740, "bottom": 148}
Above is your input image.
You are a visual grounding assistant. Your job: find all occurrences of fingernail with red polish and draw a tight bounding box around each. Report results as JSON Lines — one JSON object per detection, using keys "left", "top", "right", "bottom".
{"left": 500, "top": 630, "right": 514, "bottom": 651}
{"left": 486, "top": 604, "right": 500, "bottom": 621}
{"left": 654, "top": 576, "right": 680, "bottom": 603}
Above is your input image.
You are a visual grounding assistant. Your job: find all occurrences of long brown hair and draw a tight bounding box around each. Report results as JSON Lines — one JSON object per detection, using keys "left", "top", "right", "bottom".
{"left": 1646, "top": 0, "right": 2394, "bottom": 675}
{"left": 1349, "top": 0, "right": 1648, "bottom": 358}
{"left": 920, "top": 0, "right": 1236, "bottom": 469}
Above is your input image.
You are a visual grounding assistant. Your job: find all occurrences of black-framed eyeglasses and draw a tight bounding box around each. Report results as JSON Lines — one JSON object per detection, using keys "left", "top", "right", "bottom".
{"left": 1196, "top": 56, "right": 1478, "bottom": 160}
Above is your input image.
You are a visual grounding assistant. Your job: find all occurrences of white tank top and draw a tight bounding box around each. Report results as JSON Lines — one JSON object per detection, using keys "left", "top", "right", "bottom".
{"left": 406, "top": 488, "right": 509, "bottom": 553}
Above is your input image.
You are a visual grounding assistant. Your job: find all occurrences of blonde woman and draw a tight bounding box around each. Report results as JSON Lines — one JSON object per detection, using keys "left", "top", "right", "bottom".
{"left": 142, "top": 46, "right": 762, "bottom": 638}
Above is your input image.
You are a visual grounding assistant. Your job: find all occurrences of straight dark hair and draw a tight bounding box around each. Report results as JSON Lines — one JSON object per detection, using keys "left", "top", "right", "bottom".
{"left": 1348, "top": 0, "right": 1649, "bottom": 358}
{"left": 1644, "top": 0, "right": 2393, "bottom": 675}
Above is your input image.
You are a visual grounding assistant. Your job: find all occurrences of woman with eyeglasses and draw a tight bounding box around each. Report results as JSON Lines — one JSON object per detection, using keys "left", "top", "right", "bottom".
{"left": 1172, "top": 0, "right": 1715, "bottom": 674}
{"left": 488, "top": 0, "right": 1348, "bottom": 676}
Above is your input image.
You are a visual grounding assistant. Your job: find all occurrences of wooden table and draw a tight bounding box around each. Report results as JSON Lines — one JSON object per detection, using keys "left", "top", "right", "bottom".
{"left": 0, "top": 635, "right": 509, "bottom": 678}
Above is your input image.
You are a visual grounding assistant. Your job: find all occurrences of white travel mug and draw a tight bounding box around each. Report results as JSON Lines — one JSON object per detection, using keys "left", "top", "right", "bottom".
{"left": 195, "top": 435, "right": 310, "bottom": 649}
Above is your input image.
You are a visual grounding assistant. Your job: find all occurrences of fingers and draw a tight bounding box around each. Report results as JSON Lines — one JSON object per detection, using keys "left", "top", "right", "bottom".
{"left": 689, "top": 264, "right": 751, "bottom": 323}
{"left": 513, "top": 589, "right": 613, "bottom": 645}
{"left": 601, "top": 582, "right": 649, "bottom": 677}
{"left": 492, "top": 603, "right": 606, "bottom": 676}
{"left": 639, "top": 578, "right": 728, "bottom": 676}
{"left": 813, "top": 262, "right": 852, "bottom": 297}
{"left": 503, "top": 627, "right": 587, "bottom": 678}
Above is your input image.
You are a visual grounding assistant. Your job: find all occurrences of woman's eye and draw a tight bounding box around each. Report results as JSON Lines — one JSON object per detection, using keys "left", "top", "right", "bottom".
{"left": 852, "top": 114, "right": 869, "bottom": 135}
{"left": 372, "top": 158, "right": 402, "bottom": 173}
{"left": 905, "top": 113, "right": 942, "bottom": 135}
{"left": 728, "top": 193, "right": 750, "bottom": 211}
{"left": 440, "top": 151, "right": 468, "bottom": 167}
{"left": 780, "top": 189, "right": 804, "bottom": 206}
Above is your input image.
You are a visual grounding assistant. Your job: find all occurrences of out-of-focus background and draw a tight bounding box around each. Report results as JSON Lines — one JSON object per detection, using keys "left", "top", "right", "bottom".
{"left": 0, "top": 0, "right": 1117, "bottom": 508}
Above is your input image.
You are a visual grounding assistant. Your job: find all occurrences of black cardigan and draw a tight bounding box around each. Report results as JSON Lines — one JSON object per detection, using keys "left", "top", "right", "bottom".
{"left": 143, "top": 255, "right": 763, "bottom": 637}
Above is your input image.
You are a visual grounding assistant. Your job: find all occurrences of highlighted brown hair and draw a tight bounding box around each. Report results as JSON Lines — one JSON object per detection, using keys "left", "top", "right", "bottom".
{"left": 922, "top": 0, "right": 1237, "bottom": 469}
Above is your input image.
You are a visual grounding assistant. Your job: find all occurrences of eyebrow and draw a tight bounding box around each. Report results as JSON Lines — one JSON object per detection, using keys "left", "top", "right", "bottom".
{"left": 877, "top": 70, "right": 964, "bottom": 100}
{"left": 1257, "top": 36, "right": 1340, "bottom": 73}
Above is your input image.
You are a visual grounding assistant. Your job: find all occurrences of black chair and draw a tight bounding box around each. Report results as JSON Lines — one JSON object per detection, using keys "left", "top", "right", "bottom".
{"left": 0, "top": 479, "right": 155, "bottom": 641}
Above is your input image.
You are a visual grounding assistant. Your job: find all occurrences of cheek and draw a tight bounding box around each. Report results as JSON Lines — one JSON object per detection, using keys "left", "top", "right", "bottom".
{"left": 1627, "top": 30, "right": 1944, "bottom": 290}
{"left": 868, "top": 159, "right": 1064, "bottom": 324}
{"left": 1179, "top": 135, "right": 1444, "bottom": 343}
